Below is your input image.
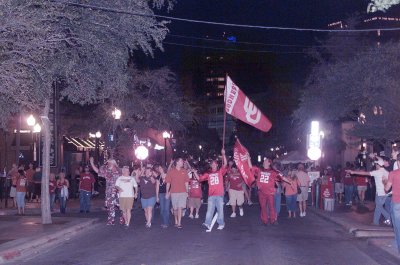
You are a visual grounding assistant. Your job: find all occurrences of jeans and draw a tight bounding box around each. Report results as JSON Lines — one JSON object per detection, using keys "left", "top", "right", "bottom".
{"left": 204, "top": 196, "right": 224, "bottom": 226}
{"left": 60, "top": 196, "right": 67, "bottom": 213}
{"left": 258, "top": 192, "right": 276, "bottom": 224}
{"left": 344, "top": 185, "right": 354, "bottom": 204}
{"left": 391, "top": 202, "right": 400, "bottom": 253}
{"left": 50, "top": 193, "right": 55, "bottom": 211}
{"left": 373, "top": 195, "right": 390, "bottom": 225}
{"left": 80, "top": 190, "right": 92, "bottom": 212}
{"left": 159, "top": 193, "right": 170, "bottom": 226}
{"left": 285, "top": 194, "right": 297, "bottom": 212}
{"left": 274, "top": 186, "right": 282, "bottom": 217}
{"left": 385, "top": 196, "right": 392, "bottom": 221}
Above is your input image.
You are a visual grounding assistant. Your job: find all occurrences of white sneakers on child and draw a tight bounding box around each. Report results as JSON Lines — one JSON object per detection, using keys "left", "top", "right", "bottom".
{"left": 239, "top": 208, "right": 244, "bottom": 216}
{"left": 230, "top": 212, "right": 236, "bottom": 218}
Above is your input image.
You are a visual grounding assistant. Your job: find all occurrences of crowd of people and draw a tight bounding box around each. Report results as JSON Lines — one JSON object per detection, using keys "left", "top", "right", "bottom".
{"left": 1, "top": 146, "right": 399, "bottom": 251}
{"left": 81, "top": 149, "right": 313, "bottom": 231}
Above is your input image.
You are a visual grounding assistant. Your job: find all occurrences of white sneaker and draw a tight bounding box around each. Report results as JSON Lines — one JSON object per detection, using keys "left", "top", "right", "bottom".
{"left": 195, "top": 214, "right": 199, "bottom": 219}
{"left": 384, "top": 219, "right": 391, "bottom": 226}
{"left": 230, "top": 212, "right": 236, "bottom": 218}
{"left": 248, "top": 201, "right": 253, "bottom": 206}
{"left": 300, "top": 212, "right": 304, "bottom": 217}
{"left": 226, "top": 202, "right": 230, "bottom": 206}
{"left": 239, "top": 208, "right": 244, "bottom": 216}
{"left": 217, "top": 225, "right": 225, "bottom": 230}
{"left": 303, "top": 212, "right": 306, "bottom": 217}
{"left": 182, "top": 209, "right": 186, "bottom": 217}
{"left": 189, "top": 214, "right": 194, "bottom": 219}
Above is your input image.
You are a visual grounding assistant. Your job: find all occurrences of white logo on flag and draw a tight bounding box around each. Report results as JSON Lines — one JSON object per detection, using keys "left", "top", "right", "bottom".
{"left": 244, "top": 97, "right": 261, "bottom": 124}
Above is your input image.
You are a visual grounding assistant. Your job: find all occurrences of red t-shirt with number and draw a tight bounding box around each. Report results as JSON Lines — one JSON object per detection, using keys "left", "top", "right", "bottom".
{"left": 342, "top": 170, "right": 354, "bottom": 186}
{"left": 200, "top": 167, "right": 227, "bottom": 197}
{"left": 355, "top": 175, "right": 368, "bottom": 186}
{"left": 252, "top": 167, "right": 279, "bottom": 195}
{"left": 229, "top": 172, "right": 244, "bottom": 191}
{"left": 189, "top": 179, "right": 202, "bottom": 198}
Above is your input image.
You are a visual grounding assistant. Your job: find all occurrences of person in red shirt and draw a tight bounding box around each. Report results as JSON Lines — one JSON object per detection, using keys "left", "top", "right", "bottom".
{"left": 79, "top": 166, "right": 96, "bottom": 213}
{"left": 188, "top": 171, "right": 202, "bottom": 219}
{"left": 49, "top": 173, "right": 57, "bottom": 212}
{"left": 195, "top": 149, "right": 227, "bottom": 231}
{"left": 250, "top": 158, "right": 280, "bottom": 225}
{"left": 227, "top": 164, "right": 245, "bottom": 218}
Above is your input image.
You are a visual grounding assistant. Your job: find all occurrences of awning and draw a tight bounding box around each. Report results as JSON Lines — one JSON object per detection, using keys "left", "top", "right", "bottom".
{"left": 63, "top": 136, "right": 104, "bottom": 151}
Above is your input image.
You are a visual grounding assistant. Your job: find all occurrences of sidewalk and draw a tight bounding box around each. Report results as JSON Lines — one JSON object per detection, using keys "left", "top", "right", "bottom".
{"left": 309, "top": 201, "right": 399, "bottom": 260}
{"left": 0, "top": 198, "right": 105, "bottom": 264}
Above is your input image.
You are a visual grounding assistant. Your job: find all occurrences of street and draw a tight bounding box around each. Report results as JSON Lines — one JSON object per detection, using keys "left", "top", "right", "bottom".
{"left": 12, "top": 206, "right": 399, "bottom": 265}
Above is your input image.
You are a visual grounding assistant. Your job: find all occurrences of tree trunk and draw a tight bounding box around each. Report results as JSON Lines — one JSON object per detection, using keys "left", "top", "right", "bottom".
{"left": 15, "top": 112, "right": 21, "bottom": 165}
{"left": 40, "top": 99, "right": 52, "bottom": 224}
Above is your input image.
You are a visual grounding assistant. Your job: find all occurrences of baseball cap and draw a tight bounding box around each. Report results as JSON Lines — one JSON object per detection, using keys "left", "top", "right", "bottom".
{"left": 375, "top": 157, "right": 384, "bottom": 166}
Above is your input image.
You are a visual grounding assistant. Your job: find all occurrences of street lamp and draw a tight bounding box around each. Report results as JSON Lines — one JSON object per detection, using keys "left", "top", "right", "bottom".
{"left": 307, "top": 121, "right": 322, "bottom": 161}
{"left": 27, "top": 115, "right": 36, "bottom": 127}
{"left": 26, "top": 114, "right": 41, "bottom": 162}
{"left": 112, "top": 108, "right": 122, "bottom": 120}
{"left": 90, "top": 131, "right": 102, "bottom": 164}
{"left": 135, "top": 145, "right": 149, "bottom": 161}
{"left": 162, "top": 131, "right": 170, "bottom": 166}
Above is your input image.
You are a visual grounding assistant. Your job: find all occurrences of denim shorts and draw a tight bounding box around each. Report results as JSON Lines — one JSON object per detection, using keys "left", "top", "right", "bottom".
{"left": 141, "top": 197, "right": 156, "bottom": 208}
{"left": 16, "top": 192, "right": 26, "bottom": 208}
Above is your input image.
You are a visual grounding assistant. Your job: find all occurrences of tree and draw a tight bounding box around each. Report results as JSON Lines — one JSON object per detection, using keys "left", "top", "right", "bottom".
{"left": 294, "top": 38, "right": 400, "bottom": 152}
{"left": 368, "top": 0, "right": 400, "bottom": 12}
{"left": 0, "top": 0, "right": 174, "bottom": 224}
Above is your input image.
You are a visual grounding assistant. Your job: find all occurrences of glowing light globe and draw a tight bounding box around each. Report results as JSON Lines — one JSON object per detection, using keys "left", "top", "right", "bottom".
{"left": 307, "top": 147, "right": 322, "bottom": 161}
{"left": 135, "top": 146, "right": 149, "bottom": 160}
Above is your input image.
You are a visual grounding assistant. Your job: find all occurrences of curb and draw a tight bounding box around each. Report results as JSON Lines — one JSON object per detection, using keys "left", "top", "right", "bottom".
{"left": 368, "top": 238, "right": 400, "bottom": 262}
{"left": 0, "top": 218, "right": 100, "bottom": 264}
{"left": 308, "top": 208, "right": 394, "bottom": 238}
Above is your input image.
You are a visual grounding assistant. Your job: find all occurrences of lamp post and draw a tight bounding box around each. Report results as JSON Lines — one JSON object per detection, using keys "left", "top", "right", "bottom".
{"left": 92, "top": 131, "right": 101, "bottom": 164}
{"left": 162, "top": 131, "right": 170, "bottom": 166}
{"left": 111, "top": 108, "right": 121, "bottom": 158}
{"left": 27, "top": 115, "right": 41, "bottom": 163}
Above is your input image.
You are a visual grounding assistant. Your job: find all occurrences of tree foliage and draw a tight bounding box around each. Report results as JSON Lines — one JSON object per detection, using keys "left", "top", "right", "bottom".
{"left": 0, "top": 0, "right": 175, "bottom": 223}
{"left": 294, "top": 36, "right": 400, "bottom": 144}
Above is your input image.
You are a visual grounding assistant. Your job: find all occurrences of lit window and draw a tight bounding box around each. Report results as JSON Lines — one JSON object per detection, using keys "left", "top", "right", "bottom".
{"left": 219, "top": 56, "right": 224, "bottom": 60}
{"left": 218, "top": 77, "right": 225, "bottom": 81}
{"left": 206, "top": 56, "right": 211, "bottom": 60}
{"left": 218, "top": 85, "right": 225, "bottom": 89}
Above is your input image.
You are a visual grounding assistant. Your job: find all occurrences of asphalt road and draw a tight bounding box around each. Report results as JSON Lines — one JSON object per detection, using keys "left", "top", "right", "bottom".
{"left": 13, "top": 205, "right": 399, "bottom": 265}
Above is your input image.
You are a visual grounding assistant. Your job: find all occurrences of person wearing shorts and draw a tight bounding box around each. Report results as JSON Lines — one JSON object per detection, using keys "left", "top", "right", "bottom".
{"left": 166, "top": 158, "right": 189, "bottom": 229}
{"left": 116, "top": 166, "right": 138, "bottom": 228}
{"left": 228, "top": 164, "right": 245, "bottom": 218}
{"left": 355, "top": 174, "right": 368, "bottom": 204}
{"left": 137, "top": 165, "right": 158, "bottom": 228}
{"left": 296, "top": 164, "right": 310, "bottom": 217}
{"left": 188, "top": 173, "right": 202, "bottom": 219}
{"left": 334, "top": 166, "right": 344, "bottom": 204}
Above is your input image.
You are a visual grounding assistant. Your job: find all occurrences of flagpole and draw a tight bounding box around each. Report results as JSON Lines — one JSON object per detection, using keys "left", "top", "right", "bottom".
{"left": 222, "top": 74, "right": 228, "bottom": 149}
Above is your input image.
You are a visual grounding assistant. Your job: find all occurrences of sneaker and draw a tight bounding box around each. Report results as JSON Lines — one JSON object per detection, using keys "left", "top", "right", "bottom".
{"left": 217, "top": 225, "right": 225, "bottom": 230}
{"left": 384, "top": 219, "right": 392, "bottom": 226}
{"left": 146, "top": 223, "right": 151, "bottom": 228}
{"left": 303, "top": 212, "right": 306, "bottom": 217}
{"left": 195, "top": 214, "right": 199, "bottom": 219}
{"left": 189, "top": 214, "right": 194, "bottom": 219}
{"left": 300, "top": 212, "right": 304, "bottom": 217}
{"left": 230, "top": 212, "right": 236, "bottom": 218}
{"left": 203, "top": 223, "right": 211, "bottom": 230}
{"left": 239, "top": 208, "right": 244, "bottom": 216}
{"left": 248, "top": 201, "right": 253, "bottom": 206}
{"left": 226, "top": 202, "right": 230, "bottom": 206}
{"left": 182, "top": 209, "right": 186, "bottom": 217}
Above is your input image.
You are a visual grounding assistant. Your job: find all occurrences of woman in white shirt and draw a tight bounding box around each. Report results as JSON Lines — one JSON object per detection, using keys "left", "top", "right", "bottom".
{"left": 115, "top": 166, "right": 138, "bottom": 228}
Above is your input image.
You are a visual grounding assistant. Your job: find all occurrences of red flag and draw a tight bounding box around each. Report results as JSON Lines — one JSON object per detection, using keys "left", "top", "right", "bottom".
{"left": 233, "top": 139, "right": 255, "bottom": 187}
{"left": 225, "top": 76, "right": 272, "bottom": 132}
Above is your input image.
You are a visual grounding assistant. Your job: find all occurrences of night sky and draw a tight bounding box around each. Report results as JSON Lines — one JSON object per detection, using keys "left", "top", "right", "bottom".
{"left": 148, "top": 0, "right": 371, "bottom": 150}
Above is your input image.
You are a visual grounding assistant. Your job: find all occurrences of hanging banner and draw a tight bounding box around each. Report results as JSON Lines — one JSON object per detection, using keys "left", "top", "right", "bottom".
{"left": 233, "top": 138, "right": 255, "bottom": 187}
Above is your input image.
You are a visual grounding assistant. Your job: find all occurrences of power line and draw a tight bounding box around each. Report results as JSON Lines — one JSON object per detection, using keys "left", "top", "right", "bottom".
{"left": 163, "top": 41, "right": 309, "bottom": 54}
{"left": 58, "top": 1, "right": 400, "bottom": 33}
{"left": 168, "top": 34, "right": 376, "bottom": 48}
